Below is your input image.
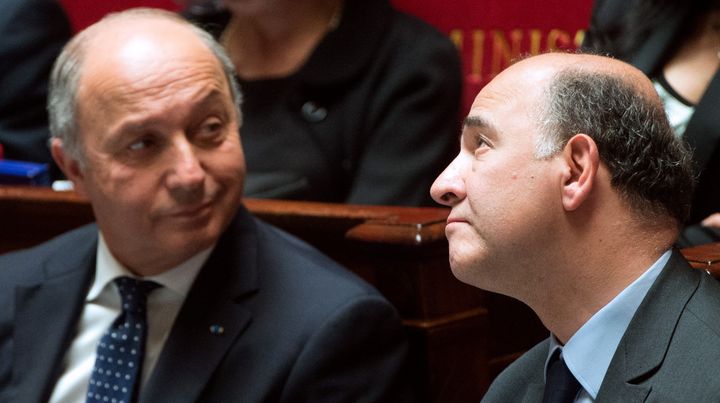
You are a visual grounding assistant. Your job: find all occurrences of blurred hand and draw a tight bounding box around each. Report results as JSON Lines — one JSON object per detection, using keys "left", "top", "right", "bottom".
{"left": 701, "top": 213, "right": 720, "bottom": 228}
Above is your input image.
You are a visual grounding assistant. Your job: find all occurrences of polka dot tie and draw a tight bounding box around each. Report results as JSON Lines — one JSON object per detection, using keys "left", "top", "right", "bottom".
{"left": 86, "top": 277, "right": 160, "bottom": 403}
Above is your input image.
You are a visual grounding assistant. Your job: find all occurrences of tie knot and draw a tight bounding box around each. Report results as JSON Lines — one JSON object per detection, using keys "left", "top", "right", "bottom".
{"left": 114, "top": 277, "right": 161, "bottom": 314}
{"left": 543, "top": 349, "right": 582, "bottom": 403}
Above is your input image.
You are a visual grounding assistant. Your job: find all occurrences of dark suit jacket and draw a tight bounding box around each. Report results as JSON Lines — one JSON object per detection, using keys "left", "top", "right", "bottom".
{"left": 481, "top": 250, "right": 720, "bottom": 402}
{"left": 188, "top": 0, "right": 462, "bottom": 206}
{"left": 583, "top": 0, "right": 720, "bottom": 240}
{"left": 0, "top": 206, "right": 411, "bottom": 402}
{"left": 0, "top": 0, "right": 71, "bottom": 179}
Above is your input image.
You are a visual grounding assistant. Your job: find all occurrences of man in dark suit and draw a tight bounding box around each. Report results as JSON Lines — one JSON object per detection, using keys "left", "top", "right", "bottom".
{"left": 0, "top": 8, "right": 410, "bottom": 403}
{"left": 0, "top": 0, "right": 71, "bottom": 179}
{"left": 431, "top": 52, "right": 720, "bottom": 402}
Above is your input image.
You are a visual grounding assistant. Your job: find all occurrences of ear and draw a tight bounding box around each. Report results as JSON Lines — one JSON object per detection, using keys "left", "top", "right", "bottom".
{"left": 51, "top": 138, "right": 88, "bottom": 197}
{"left": 559, "top": 134, "right": 599, "bottom": 212}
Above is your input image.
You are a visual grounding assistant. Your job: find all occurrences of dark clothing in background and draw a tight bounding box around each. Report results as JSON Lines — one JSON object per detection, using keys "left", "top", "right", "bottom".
{"left": 583, "top": 0, "right": 720, "bottom": 245}
{"left": 189, "top": 0, "right": 462, "bottom": 206}
{"left": 0, "top": 0, "right": 71, "bottom": 179}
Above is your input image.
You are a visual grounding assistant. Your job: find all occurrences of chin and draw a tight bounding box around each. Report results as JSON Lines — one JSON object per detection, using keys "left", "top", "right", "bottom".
{"left": 448, "top": 256, "right": 473, "bottom": 284}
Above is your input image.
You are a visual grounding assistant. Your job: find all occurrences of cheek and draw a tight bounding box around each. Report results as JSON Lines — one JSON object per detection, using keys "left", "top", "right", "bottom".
{"left": 465, "top": 163, "right": 550, "bottom": 232}
{"left": 206, "top": 146, "right": 245, "bottom": 182}
{"left": 201, "top": 145, "right": 246, "bottom": 202}
{"left": 86, "top": 161, "right": 161, "bottom": 214}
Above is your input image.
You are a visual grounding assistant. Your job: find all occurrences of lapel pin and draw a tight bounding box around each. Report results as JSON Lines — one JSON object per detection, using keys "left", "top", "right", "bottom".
{"left": 209, "top": 324, "right": 225, "bottom": 336}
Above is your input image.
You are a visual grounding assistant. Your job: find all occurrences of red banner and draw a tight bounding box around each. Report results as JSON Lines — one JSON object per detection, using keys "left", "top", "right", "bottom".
{"left": 393, "top": 0, "right": 594, "bottom": 111}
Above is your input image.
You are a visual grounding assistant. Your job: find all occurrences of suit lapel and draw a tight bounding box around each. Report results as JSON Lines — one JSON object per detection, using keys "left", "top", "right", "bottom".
{"left": 140, "top": 208, "right": 259, "bottom": 403}
{"left": 521, "top": 383, "right": 545, "bottom": 403}
{"left": 12, "top": 236, "right": 96, "bottom": 403}
{"left": 597, "top": 250, "right": 699, "bottom": 402}
{"left": 596, "top": 341, "right": 652, "bottom": 402}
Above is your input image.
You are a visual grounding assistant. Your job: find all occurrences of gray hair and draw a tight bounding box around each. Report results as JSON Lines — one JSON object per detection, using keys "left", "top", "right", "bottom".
{"left": 47, "top": 8, "right": 242, "bottom": 162}
{"left": 535, "top": 68, "right": 694, "bottom": 226}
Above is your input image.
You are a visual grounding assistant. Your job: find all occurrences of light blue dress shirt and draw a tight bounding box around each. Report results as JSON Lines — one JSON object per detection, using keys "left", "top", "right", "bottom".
{"left": 544, "top": 250, "right": 672, "bottom": 402}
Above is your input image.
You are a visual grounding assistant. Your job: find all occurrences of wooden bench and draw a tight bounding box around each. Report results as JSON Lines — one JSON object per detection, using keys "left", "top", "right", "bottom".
{"left": 2, "top": 185, "right": 719, "bottom": 402}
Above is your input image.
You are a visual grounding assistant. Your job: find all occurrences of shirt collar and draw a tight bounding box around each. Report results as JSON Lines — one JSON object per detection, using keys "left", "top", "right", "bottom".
{"left": 87, "top": 232, "right": 213, "bottom": 302}
{"left": 544, "top": 249, "right": 671, "bottom": 398}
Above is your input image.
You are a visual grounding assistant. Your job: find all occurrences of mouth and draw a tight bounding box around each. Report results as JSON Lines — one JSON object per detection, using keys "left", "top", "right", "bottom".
{"left": 169, "top": 200, "right": 213, "bottom": 217}
{"left": 446, "top": 216, "right": 467, "bottom": 225}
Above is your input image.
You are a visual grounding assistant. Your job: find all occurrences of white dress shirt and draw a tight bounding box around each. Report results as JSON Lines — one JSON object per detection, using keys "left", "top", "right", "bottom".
{"left": 49, "top": 233, "right": 212, "bottom": 403}
{"left": 545, "top": 250, "right": 671, "bottom": 402}
{"left": 654, "top": 77, "right": 694, "bottom": 138}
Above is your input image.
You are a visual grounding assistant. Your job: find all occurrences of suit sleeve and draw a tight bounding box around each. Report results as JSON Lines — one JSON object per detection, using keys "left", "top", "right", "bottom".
{"left": 279, "top": 294, "right": 414, "bottom": 403}
{"left": 345, "top": 23, "right": 462, "bottom": 207}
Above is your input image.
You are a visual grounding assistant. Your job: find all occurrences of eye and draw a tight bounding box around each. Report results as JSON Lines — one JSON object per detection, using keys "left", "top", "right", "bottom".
{"left": 195, "top": 117, "right": 225, "bottom": 143}
{"left": 464, "top": 132, "right": 490, "bottom": 151}
{"left": 127, "top": 136, "right": 156, "bottom": 151}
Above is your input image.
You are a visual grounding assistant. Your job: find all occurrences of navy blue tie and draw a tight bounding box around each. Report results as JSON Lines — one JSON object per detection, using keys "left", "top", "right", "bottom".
{"left": 542, "top": 350, "right": 582, "bottom": 403}
{"left": 86, "top": 277, "right": 160, "bottom": 403}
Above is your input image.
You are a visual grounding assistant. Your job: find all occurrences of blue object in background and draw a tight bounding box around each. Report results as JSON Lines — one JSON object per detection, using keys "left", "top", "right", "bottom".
{"left": 0, "top": 159, "right": 50, "bottom": 186}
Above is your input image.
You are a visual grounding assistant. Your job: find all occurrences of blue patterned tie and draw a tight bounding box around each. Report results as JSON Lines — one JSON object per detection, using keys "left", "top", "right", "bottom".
{"left": 86, "top": 277, "right": 160, "bottom": 403}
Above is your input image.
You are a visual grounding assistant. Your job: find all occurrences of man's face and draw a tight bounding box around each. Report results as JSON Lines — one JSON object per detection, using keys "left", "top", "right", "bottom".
{"left": 430, "top": 66, "right": 564, "bottom": 294}
{"left": 65, "top": 23, "right": 245, "bottom": 274}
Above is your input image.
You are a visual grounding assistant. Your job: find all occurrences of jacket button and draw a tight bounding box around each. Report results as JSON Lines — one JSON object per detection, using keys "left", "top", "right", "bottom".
{"left": 301, "top": 101, "right": 327, "bottom": 122}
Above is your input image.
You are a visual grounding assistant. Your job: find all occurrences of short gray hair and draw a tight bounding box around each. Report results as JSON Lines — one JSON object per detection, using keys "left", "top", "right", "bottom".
{"left": 535, "top": 68, "right": 694, "bottom": 226}
{"left": 47, "top": 8, "right": 242, "bottom": 161}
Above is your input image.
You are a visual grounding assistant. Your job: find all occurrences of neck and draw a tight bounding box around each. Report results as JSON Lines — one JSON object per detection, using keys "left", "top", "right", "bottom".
{"left": 223, "top": 0, "right": 343, "bottom": 79}
{"left": 524, "top": 210, "right": 676, "bottom": 344}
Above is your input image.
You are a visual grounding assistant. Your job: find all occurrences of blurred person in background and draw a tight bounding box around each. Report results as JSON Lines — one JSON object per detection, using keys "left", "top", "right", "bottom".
{"left": 186, "top": 0, "right": 462, "bottom": 206}
{"left": 584, "top": 0, "right": 720, "bottom": 246}
{"left": 0, "top": 0, "right": 72, "bottom": 179}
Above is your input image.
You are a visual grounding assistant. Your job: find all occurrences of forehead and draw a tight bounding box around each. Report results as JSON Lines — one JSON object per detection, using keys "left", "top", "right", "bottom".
{"left": 463, "top": 66, "right": 547, "bottom": 139}
{"left": 471, "top": 61, "right": 549, "bottom": 112}
{"left": 78, "top": 18, "right": 228, "bottom": 104}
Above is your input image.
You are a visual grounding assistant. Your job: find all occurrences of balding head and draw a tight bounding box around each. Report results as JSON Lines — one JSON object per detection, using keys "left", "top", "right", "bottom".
{"left": 48, "top": 8, "right": 242, "bottom": 162}
{"left": 503, "top": 52, "right": 658, "bottom": 97}
{"left": 475, "top": 52, "right": 692, "bottom": 226}
{"left": 432, "top": 51, "right": 694, "bottom": 279}
{"left": 529, "top": 53, "right": 693, "bottom": 226}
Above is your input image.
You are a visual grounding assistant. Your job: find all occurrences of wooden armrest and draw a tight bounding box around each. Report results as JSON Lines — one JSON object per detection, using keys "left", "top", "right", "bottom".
{"left": 680, "top": 242, "right": 720, "bottom": 277}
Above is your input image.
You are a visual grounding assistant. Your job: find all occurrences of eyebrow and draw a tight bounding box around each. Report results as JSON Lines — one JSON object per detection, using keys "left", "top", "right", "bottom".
{"left": 463, "top": 115, "right": 495, "bottom": 131}
{"left": 115, "top": 89, "right": 230, "bottom": 135}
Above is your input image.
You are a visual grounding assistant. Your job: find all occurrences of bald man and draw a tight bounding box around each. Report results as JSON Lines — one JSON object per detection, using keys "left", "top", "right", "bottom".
{"left": 431, "top": 53, "right": 720, "bottom": 402}
{"left": 0, "top": 9, "right": 410, "bottom": 403}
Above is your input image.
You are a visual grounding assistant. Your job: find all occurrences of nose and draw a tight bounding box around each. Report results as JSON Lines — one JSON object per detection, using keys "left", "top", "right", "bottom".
{"left": 430, "top": 157, "right": 466, "bottom": 207}
{"left": 166, "top": 137, "right": 206, "bottom": 202}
